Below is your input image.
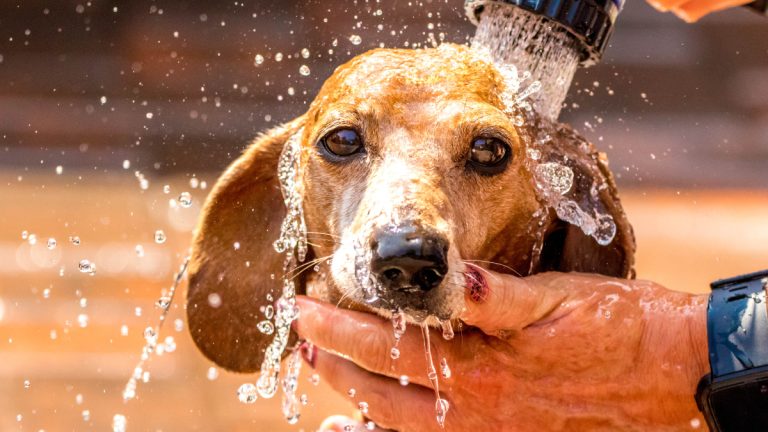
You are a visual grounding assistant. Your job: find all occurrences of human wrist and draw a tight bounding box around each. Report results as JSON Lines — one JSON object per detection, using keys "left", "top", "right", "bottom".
{"left": 633, "top": 287, "right": 709, "bottom": 426}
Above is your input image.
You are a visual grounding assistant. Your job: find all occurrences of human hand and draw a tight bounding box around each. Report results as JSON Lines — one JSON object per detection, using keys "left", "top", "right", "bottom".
{"left": 647, "top": 0, "right": 754, "bottom": 22}
{"left": 294, "top": 271, "right": 709, "bottom": 431}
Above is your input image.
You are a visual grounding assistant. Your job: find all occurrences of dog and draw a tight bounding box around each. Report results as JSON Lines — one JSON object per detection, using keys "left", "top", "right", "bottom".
{"left": 185, "top": 44, "right": 635, "bottom": 373}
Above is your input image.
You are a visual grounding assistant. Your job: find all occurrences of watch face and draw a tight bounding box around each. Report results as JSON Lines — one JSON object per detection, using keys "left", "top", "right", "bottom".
{"left": 711, "top": 376, "right": 768, "bottom": 431}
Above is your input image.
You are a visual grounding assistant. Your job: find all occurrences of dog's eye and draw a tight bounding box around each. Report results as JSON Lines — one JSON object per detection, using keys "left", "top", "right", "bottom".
{"left": 320, "top": 128, "right": 364, "bottom": 158}
{"left": 468, "top": 137, "right": 511, "bottom": 174}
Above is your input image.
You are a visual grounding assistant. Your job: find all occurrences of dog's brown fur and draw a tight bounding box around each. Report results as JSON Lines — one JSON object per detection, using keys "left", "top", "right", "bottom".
{"left": 186, "top": 45, "right": 635, "bottom": 373}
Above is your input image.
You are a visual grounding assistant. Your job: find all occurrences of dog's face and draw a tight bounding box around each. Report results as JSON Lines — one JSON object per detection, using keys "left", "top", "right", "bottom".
{"left": 300, "top": 45, "right": 540, "bottom": 321}
{"left": 186, "top": 44, "right": 635, "bottom": 372}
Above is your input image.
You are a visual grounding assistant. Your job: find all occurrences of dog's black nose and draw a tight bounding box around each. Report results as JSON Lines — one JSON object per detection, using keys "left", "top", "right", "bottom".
{"left": 371, "top": 224, "right": 449, "bottom": 292}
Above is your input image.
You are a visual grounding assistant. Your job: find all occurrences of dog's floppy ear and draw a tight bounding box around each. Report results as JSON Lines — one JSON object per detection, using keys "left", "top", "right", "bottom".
{"left": 186, "top": 117, "right": 306, "bottom": 373}
{"left": 531, "top": 122, "right": 636, "bottom": 278}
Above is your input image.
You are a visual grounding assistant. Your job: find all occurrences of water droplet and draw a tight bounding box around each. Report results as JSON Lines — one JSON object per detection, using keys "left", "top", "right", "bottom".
{"left": 178, "top": 192, "right": 192, "bottom": 208}
{"left": 264, "top": 304, "right": 274, "bottom": 319}
{"left": 122, "top": 160, "right": 131, "bottom": 169}
{"left": 27, "top": 233, "right": 37, "bottom": 245}
{"left": 69, "top": 236, "right": 81, "bottom": 245}
{"left": 300, "top": 48, "right": 310, "bottom": 58}
{"left": 435, "top": 398, "right": 450, "bottom": 427}
{"left": 46, "top": 238, "right": 56, "bottom": 250}
{"left": 122, "top": 379, "right": 136, "bottom": 401}
{"left": 310, "top": 373, "right": 320, "bottom": 385}
{"left": 79, "top": 298, "right": 87, "bottom": 308}
{"left": 300, "top": 394, "right": 308, "bottom": 405}
{"left": 347, "top": 388, "right": 356, "bottom": 398}
{"left": 174, "top": 318, "right": 183, "bottom": 332}
{"left": 78, "top": 259, "right": 95, "bottom": 274}
{"left": 23, "top": 379, "right": 30, "bottom": 389}
{"left": 55, "top": 165, "right": 63, "bottom": 175}
{"left": 207, "top": 366, "right": 219, "bottom": 380}
{"left": 82, "top": 409, "right": 90, "bottom": 421}
{"left": 164, "top": 336, "right": 176, "bottom": 352}
{"left": 399, "top": 375, "right": 409, "bottom": 386}
{"left": 257, "top": 320, "right": 275, "bottom": 335}
{"left": 207, "top": 293, "right": 222, "bottom": 308}
{"left": 366, "top": 421, "right": 376, "bottom": 430}
{"left": 349, "top": 34, "right": 362, "bottom": 45}
{"left": 276, "top": 297, "right": 300, "bottom": 321}
{"left": 135, "top": 244, "right": 144, "bottom": 257}
{"left": 275, "top": 52, "right": 283, "bottom": 62}
{"left": 535, "top": 162, "right": 574, "bottom": 195}
{"left": 440, "top": 320, "right": 454, "bottom": 341}
{"left": 440, "top": 358, "right": 451, "bottom": 379}
{"left": 112, "top": 414, "right": 127, "bottom": 432}
{"left": 392, "top": 310, "right": 406, "bottom": 339}
{"left": 254, "top": 54, "right": 264, "bottom": 65}
{"left": 358, "top": 401, "right": 369, "bottom": 414}
{"left": 299, "top": 65, "right": 310, "bottom": 76}
{"left": 43, "top": 288, "right": 51, "bottom": 298}
{"left": 21, "top": 230, "right": 28, "bottom": 240}
{"left": 120, "top": 325, "right": 128, "bottom": 336}
{"left": 237, "top": 383, "right": 258, "bottom": 403}
{"left": 154, "top": 230, "right": 166, "bottom": 244}
{"left": 390, "top": 347, "right": 400, "bottom": 359}
{"left": 156, "top": 296, "right": 171, "bottom": 310}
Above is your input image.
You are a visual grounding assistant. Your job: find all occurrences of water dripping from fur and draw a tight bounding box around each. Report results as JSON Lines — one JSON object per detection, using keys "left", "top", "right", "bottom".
{"left": 421, "top": 324, "right": 450, "bottom": 428}
{"left": 257, "top": 128, "right": 308, "bottom": 401}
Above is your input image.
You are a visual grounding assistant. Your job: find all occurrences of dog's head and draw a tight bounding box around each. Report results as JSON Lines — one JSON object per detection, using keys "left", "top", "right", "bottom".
{"left": 186, "top": 44, "right": 635, "bottom": 372}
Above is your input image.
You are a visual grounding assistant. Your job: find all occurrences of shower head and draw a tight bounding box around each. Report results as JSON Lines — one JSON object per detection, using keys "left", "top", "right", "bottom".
{"left": 465, "top": 0, "right": 623, "bottom": 67}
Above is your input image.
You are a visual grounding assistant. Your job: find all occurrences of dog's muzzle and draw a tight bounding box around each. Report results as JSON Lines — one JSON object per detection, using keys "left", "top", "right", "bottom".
{"left": 370, "top": 222, "right": 449, "bottom": 297}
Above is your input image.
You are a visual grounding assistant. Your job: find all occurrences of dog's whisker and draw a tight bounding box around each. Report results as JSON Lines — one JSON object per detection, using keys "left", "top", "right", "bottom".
{"left": 334, "top": 286, "right": 358, "bottom": 309}
{"left": 305, "top": 231, "right": 342, "bottom": 239}
{"left": 304, "top": 241, "right": 332, "bottom": 249}
{"left": 287, "top": 255, "right": 333, "bottom": 281}
{"left": 462, "top": 259, "right": 522, "bottom": 277}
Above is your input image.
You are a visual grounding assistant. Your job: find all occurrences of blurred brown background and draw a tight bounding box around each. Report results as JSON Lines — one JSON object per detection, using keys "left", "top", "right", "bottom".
{"left": 0, "top": 0, "right": 766, "bottom": 431}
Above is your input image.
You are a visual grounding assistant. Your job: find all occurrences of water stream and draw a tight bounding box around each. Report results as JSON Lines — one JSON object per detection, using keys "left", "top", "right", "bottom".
{"left": 471, "top": 2, "right": 581, "bottom": 121}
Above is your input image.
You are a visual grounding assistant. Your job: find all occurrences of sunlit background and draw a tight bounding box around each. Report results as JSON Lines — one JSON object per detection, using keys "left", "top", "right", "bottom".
{"left": 1, "top": 0, "right": 766, "bottom": 430}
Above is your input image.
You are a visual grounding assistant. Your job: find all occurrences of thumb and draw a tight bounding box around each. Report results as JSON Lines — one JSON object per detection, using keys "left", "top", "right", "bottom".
{"left": 460, "top": 268, "right": 570, "bottom": 334}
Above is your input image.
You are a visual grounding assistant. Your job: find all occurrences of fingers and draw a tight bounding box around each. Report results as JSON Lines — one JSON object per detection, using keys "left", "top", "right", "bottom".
{"left": 647, "top": 0, "right": 752, "bottom": 21}
{"left": 294, "top": 296, "right": 449, "bottom": 387}
{"left": 460, "top": 269, "right": 570, "bottom": 334}
{"left": 673, "top": 0, "right": 752, "bottom": 21}
{"left": 647, "top": 0, "right": 691, "bottom": 12}
{"left": 311, "top": 348, "right": 442, "bottom": 432}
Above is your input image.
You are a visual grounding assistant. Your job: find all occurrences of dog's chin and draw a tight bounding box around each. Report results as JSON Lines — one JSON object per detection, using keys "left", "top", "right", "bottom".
{"left": 329, "top": 274, "right": 464, "bottom": 324}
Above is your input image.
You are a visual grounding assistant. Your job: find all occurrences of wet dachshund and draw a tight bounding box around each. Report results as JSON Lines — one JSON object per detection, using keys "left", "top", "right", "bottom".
{"left": 185, "top": 44, "right": 635, "bottom": 372}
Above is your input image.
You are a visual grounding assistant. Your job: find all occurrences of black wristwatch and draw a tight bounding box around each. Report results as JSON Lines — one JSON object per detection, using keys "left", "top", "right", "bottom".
{"left": 695, "top": 269, "right": 768, "bottom": 432}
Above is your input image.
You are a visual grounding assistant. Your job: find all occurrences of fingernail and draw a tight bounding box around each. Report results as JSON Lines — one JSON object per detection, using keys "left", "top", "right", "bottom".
{"left": 300, "top": 341, "right": 317, "bottom": 368}
{"left": 464, "top": 267, "right": 488, "bottom": 303}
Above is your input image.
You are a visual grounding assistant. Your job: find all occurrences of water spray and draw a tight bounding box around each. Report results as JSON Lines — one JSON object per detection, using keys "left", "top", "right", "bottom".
{"left": 466, "top": 0, "right": 766, "bottom": 120}
{"left": 466, "top": 0, "right": 622, "bottom": 120}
